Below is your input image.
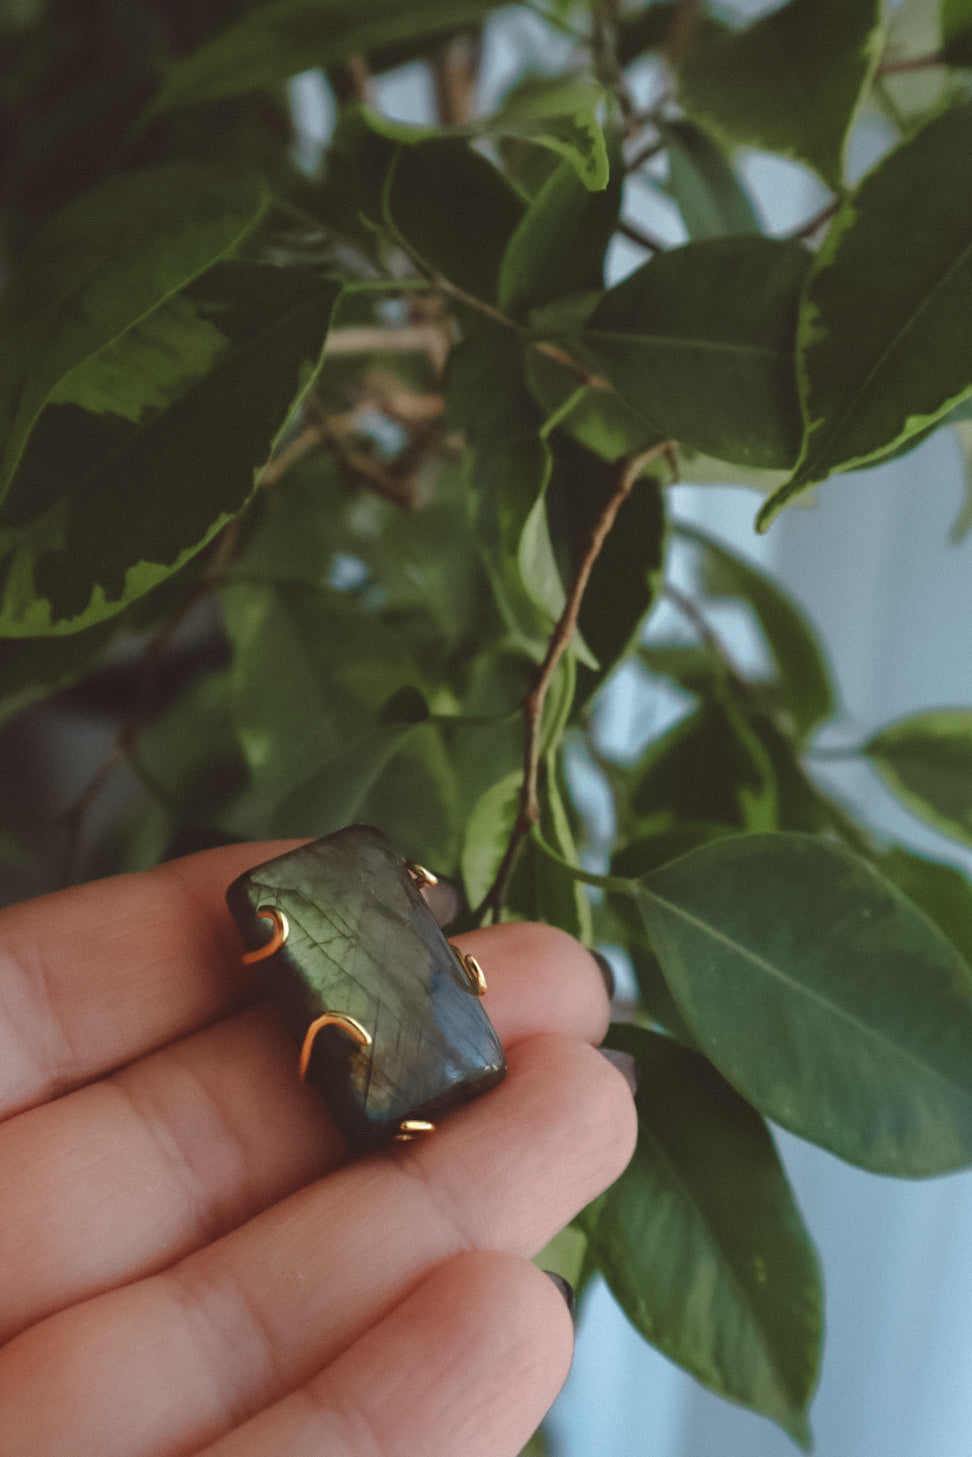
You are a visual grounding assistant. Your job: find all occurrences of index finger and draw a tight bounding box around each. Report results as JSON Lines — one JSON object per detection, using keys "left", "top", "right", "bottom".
{"left": 0, "top": 843, "right": 301, "bottom": 1120}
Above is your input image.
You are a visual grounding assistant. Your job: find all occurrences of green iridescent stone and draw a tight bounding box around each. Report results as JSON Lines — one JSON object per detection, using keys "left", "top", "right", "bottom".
{"left": 226, "top": 825, "right": 507, "bottom": 1151}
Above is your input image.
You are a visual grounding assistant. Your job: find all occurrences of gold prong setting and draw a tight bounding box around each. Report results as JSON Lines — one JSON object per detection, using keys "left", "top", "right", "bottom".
{"left": 395, "top": 1118, "right": 436, "bottom": 1141}
{"left": 299, "top": 1012, "right": 372, "bottom": 1079}
{"left": 451, "top": 944, "right": 487, "bottom": 996}
{"left": 241, "top": 906, "right": 290, "bottom": 965}
{"left": 405, "top": 859, "right": 439, "bottom": 889}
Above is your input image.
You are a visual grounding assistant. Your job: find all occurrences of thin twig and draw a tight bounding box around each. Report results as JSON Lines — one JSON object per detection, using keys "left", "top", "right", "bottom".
{"left": 784, "top": 196, "right": 844, "bottom": 242}
{"left": 877, "top": 50, "right": 944, "bottom": 76}
{"left": 478, "top": 439, "right": 676, "bottom": 921}
{"left": 618, "top": 217, "right": 668, "bottom": 253}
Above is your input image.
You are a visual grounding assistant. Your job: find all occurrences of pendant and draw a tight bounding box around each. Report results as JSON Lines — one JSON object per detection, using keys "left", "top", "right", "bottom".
{"left": 226, "top": 825, "right": 507, "bottom": 1152}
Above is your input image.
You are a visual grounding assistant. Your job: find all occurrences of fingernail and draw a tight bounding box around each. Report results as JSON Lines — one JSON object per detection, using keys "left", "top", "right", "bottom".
{"left": 591, "top": 950, "right": 615, "bottom": 1000}
{"left": 542, "top": 1271, "right": 576, "bottom": 1318}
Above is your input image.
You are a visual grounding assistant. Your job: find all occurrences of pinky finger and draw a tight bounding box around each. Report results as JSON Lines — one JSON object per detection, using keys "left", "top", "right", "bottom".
{"left": 197, "top": 1250, "right": 575, "bottom": 1457}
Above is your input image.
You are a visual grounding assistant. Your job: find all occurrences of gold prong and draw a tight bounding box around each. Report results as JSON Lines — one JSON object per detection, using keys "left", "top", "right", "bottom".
{"left": 299, "top": 1012, "right": 372, "bottom": 1079}
{"left": 451, "top": 944, "right": 487, "bottom": 996}
{"left": 395, "top": 1119, "right": 435, "bottom": 1141}
{"left": 242, "top": 907, "right": 289, "bottom": 965}
{"left": 405, "top": 859, "right": 438, "bottom": 889}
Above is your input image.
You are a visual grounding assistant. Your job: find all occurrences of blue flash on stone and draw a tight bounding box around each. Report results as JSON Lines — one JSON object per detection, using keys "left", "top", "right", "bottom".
{"left": 226, "top": 825, "right": 507, "bottom": 1152}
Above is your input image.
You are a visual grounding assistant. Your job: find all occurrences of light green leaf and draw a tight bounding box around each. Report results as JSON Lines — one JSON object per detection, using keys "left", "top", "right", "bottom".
{"left": 498, "top": 153, "right": 621, "bottom": 314}
{"left": 676, "top": 522, "right": 835, "bottom": 736}
{"left": 759, "top": 99, "right": 972, "bottom": 526}
{"left": 147, "top": 0, "right": 508, "bottom": 115}
{"left": 582, "top": 237, "right": 810, "bottom": 469}
{"left": 659, "top": 118, "right": 762, "bottom": 240}
{"left": 461, "top": 771, "right": 521, "bottom": 910}
{"left": 678, "top": 0, "right": 883, "bottom": 189}
{"left": 949, "top": 419, "right": 972, "bottom": 539}
{"left": 0, "top": 264, "right": 341, "bottom": 635}
{"left": 637, "top": 832, "right": 972, "bottom": 1174}
{"left": 864, "top": 709, "right": 972, "bottom": 846}
{"left": 585, "top": 1024, "right": 821, "bottom": 1446}
{"left": 0, "top": 162, "right": 269, "bottom": 509}
{"left": 367, "top": 76, "right": 610, "bottom": 190}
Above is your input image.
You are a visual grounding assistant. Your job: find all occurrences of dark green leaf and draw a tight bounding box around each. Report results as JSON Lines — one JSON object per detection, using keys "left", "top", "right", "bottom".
{"left": 583, "top": 237, "right": 810, "bottom": 469}
{"left": 385, "top": 137, "right": 525, "bottom": 302}
{"left": 617, "top": 2, "right": 678, "bottom": 65}
{"left": 547, "top": 436, "right": 666, "bottom": 699}
{"left": 878, "top": 845, "right": 972, "bottom": 968}
{"left": 760, "top": 99, "right": 972, "bottom": 525}
{"left": 147, "top": 0, "right": 509, "bottom": 114}
{"left": 0, "top": 162, "right": 269, "bottom": 510}
{"left": 677, "top": 523, "right": 835, "bottom": 736}
{"left": 585, "top": 1024, "right": 821, "bottom": 1445}
{"left": 659, "top": 118, "right": 762, "bottom": 240}
{"left": 864, "top": 709, "right": 972, "bottom": 847}
{"left": 637, "top": 832, "right": 972, "bottom": 1174}
{"left": 0, "top": 264, "right": 341, "bottom": 634}
{"left": 678, "top": 0, "right": 882, "bottom": 189}
{"left": 626, "top": 700, "right": 778, "bottom": 831}
{"left": 942, "top": 0, "right": 972, "bottom": 64}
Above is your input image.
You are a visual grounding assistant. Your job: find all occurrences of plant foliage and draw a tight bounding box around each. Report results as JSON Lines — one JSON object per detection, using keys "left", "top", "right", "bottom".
{"left": 2, "top": 0, "right": 972, "bottom": 1445}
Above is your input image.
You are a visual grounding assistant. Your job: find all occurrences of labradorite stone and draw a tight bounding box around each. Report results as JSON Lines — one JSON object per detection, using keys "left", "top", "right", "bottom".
{"left": 226, "top": 825, "right": 506, "bottom": 1151}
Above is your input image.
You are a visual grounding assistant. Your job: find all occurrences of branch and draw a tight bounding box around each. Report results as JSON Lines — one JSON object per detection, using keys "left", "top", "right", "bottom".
{"left": 618, "top": 216, "right": 667, "bottom": 253}
{"left": 784, "top": 196, "right": 844, "bottom": 241}
{"left": 877, "top": 49, "right": 944, "bottom": 77}
{"left": 478, "top": 439, "right": 677, "bottom": 921}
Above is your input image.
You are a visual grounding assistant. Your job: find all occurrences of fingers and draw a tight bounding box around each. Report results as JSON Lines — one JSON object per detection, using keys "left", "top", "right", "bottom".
{"left": 0, "top": 1036, "right": 635, "bottom": 1457}
{"left": 0, "top": 842, "right": 302, "bottom": 1119}
{"left": 0, "top": 845, "right": 609, "bottom": 1122}
{"left": 195, "top": 1251, "right": 574, "bottom": 1457}
{"left": 0, "top": 920, "right": 612, "bottom": 1344}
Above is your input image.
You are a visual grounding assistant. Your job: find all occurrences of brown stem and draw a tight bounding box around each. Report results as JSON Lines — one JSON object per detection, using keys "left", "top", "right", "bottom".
{"left": 784, "top": 196, "right": 843, "bottom": 241}
{"left": 478, "top": 439, "right": 676, "bottom": 920}
{"left": 618, "top": 217, "right": 667, "bottom": 253}
{"left": 877, "top": 49, "right": 944, "bottom": 76}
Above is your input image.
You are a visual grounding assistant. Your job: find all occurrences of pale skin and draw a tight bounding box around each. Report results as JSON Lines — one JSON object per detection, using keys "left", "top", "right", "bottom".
{"left": 0, "top": 841, "right": 637, "bottom": 1457}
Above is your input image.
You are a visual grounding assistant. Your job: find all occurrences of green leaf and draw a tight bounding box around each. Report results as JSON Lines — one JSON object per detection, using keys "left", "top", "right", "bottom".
{"left": 486, "top": 75, "right": 610, "bottom": 191}
{"left": 949, "top": 418, "right": 972, "bottom": 540}
{"left": 498, "top": 153, "right": 621, "bottom": 315}
{"left": 384, "top": 136, "right": 525, "bottom": 302}
{"left": 0, "top": 264, "right": 341, "bottom": 635}
{"left": 637, "top": 832, "right": 972, "bottom": 1174}
{"left": 677, "top": 0, "right": 883, "bottom": 189}
{"left": 147, "top": 0, "right": 509, "bottom": 115}
{"left": 617, "top": 2, "right": 678, "bottom": 65}
{"left": 626, "top": 700, "right": 778, "bottom": 832}
{"left": 878, "top": 846, "right": 972, "bottom": 969}
{"left": 864, "top": 709, "right": 972, "bottom": 847}
{"left": 585, "top": 1024, "right": 821, "bottom": 1446}
{"left": 582, "top": 237, "right": 810, "bottom": 469}
{"left": 367, "top": 76, "right": 610, "bottom": 191}
{"left": 659, "top": 118, "right": 762, "bottom": 240}
{"left": 461, "top": 770, "right": 521, "bottom": 909}
{"left": 677, "top": 523, "right": 835, "bottom": 736}
{"left": 759, "top": 99, "right": 972, "bottom": 526}
{"left": 0, "top": 161, "right": 269, "bottom": 510}
{"left": 548, "top": 435, "right": 666, "bottom": 699}
{"left": 942, "top": 0, "right": 972, "bottom": 64}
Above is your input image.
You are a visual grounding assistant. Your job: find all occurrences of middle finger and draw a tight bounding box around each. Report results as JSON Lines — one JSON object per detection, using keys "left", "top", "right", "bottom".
{"left": 0, "top": 923, "right": 610, "bottom": 1344}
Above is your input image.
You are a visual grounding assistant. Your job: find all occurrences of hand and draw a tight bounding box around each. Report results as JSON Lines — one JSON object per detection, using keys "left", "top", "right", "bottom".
{"left": 0, "top": 843, "right": 636, "bottom": 1457}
